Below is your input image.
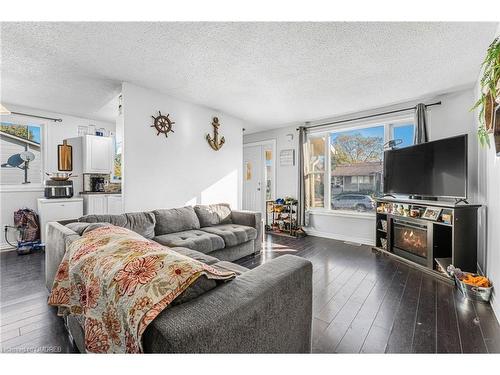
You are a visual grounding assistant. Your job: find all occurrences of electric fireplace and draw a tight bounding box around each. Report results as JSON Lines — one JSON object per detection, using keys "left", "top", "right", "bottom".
{"left": 392, "top": 219, "right": 430, "bottom": 266}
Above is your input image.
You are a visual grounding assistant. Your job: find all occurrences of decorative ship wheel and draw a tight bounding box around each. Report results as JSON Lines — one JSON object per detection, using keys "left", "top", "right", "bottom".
{"left": 151, "top": 111, "right": 175, "bottom": 137}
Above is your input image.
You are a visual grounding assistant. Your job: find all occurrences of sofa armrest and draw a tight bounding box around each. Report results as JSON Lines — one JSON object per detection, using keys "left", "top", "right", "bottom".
{"left": 231, "top": 210, "right": 262, "bottom": 253}
{"left": 45, "top": 222, "right": 80, "bottom": 291}
{"left": 143, "top": 254, "right": 312, "bottom": 353}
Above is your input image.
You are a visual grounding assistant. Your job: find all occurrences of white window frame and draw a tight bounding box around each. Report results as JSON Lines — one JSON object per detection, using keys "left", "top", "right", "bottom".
{"left": 306, "top": 115, "right": 414, "bottom": 216}
{"left": 0, "top": 115, "right": 47, "bottom": 192}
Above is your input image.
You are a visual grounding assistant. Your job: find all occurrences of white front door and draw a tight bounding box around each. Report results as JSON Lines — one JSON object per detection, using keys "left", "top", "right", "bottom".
{"left": 243, "top": 145, "right": 264, "bottom": 213}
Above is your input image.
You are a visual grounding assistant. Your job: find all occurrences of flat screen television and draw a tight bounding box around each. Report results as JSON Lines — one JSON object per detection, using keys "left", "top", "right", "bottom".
{"left": 383, "top": 134, "right": 468, "bottom": 199}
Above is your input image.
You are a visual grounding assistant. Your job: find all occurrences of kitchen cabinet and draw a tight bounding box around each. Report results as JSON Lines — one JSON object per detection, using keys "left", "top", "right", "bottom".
{"left": 37, "top": 198, "right": 83, "bottom": 243}
{"left": 107, "top": 195, "right": 124, "bottom": 215}
{"left": 83, "top": 194, "right": 108, "bottom": 215}
{"left": 85, "top": 135, "right": 113, "bottom": 174}
{"left": 83, "top": 194, "right": 123, "bottom": 215}
{"left": 66, "top": 135, "right": 113, "bottom": 174}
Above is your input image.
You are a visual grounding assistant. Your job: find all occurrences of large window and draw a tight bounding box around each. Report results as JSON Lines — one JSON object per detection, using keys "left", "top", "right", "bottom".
{"left": 305, "top": 135, "right": 326, "bottom": 208}
{"left": 0, "top": 120, "right": 43, "bottom": 186}
{"left": 306, "top": 120, "right": 414, "bottom": 213}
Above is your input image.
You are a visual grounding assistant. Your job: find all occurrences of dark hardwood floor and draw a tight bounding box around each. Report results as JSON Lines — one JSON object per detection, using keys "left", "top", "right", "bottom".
{"left": 1, "top": 233, "right": 499, "bottom": 353}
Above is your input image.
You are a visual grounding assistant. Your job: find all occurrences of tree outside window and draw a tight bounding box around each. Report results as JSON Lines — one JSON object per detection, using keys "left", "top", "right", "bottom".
{"left": 330, "top": 126, "right": 384, "bottom": 212}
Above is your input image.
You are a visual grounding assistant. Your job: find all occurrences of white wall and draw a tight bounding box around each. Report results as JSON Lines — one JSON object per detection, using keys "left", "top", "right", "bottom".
{"left": 0, "top": 104, "right": 114, "bottom": 249}
{"left": 244, "top": 88, "right": 478, "bottom": 245}
{"left": 121, "top": 83, "right": 244, "bottom": 213}
{"left": 477, "top": 24, "right": 500, "bottom": 321}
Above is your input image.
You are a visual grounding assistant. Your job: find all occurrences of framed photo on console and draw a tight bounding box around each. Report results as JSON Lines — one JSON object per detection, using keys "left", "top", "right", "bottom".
{"left": 422, "top": 207, "right": 441, "bottom": 221}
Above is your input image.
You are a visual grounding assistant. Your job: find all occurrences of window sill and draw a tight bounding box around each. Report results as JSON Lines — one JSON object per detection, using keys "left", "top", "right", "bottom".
{"left": 307, "top": 209, "right": 375, "bottom": 219}
{"left": 0, "top": 185, "right": 44, "bottom": 193}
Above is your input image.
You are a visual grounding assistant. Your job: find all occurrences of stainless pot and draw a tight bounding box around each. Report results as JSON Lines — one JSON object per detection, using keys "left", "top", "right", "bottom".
{"left": 45, "top": 172, "right": 77, "bottom": 181}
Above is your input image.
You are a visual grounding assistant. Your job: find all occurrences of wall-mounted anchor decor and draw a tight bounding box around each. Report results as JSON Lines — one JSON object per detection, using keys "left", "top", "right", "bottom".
{"left": 151, "top": 111, "right": 175, "bottom": 138}
{"left": 206, "top": 117, "right": 225, "bottom": 151}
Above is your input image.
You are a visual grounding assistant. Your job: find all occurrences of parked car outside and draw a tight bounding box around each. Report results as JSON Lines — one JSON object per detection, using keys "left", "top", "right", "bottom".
{"left": 331, "top": 194, "right": 375, "bottom": 212}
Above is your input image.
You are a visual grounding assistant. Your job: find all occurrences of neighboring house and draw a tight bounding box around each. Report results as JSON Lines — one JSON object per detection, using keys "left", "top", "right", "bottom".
{"left": 0, "top": 130, "right": 41, "bottom": 185}
{"left": 331, "top": 161, "right": 382, "bottom": 195}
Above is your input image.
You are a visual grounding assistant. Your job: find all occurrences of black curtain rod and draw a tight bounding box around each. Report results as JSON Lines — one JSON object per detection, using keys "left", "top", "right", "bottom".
{"left": 10, "top": 111, "right": 62, "bottom": 122}
{"left": 298, "top": 101, "right": 441, "bottom": 131}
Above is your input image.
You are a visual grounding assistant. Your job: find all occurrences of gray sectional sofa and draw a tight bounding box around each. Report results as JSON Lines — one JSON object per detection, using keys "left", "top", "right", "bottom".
{"left": 45, "top": 203, "right": 313, "bottom": 353}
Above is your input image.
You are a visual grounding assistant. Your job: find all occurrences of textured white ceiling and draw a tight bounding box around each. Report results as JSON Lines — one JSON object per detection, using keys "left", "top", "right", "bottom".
{"left": 1, "top": 22, "right": 498, "bottom": 131}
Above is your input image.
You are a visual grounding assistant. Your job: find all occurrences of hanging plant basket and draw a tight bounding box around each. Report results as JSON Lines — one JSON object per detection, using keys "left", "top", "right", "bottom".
{"left": 472, "top": 37, "right": 500, "bottom": 147}
{"left": 497, "top": 79, "right": 500, "bottom": 104}
{"left": 485, "top": 92, "right": 496, "bottom": 133}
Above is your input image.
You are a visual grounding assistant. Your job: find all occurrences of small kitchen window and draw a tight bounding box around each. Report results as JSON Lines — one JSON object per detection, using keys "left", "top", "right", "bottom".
{"left": 111, "top": 134, "right": 122, "bottom": 182}
{"left": 0, "top": 119, "right": 43, "bottom": 187}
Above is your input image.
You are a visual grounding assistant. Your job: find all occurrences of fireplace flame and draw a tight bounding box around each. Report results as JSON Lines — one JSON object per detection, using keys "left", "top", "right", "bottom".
{"left": 402, "top": 229, "right": 425, "bottom": 249}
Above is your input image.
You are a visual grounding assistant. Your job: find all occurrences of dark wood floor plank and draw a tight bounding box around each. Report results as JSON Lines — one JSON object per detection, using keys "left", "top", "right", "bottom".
{"left": 436, "top": 281, "right": 462, "bottom": 353}
{"left": 453, "top": 289, "right": 488, "bottom": 353}
{"left": 385, "top": 268, "right": 423, "bottom": 353}
{"left": 314, "top": 298, "right": 365, "bottom": 352}
{"left": 360, "top": 263, "right": 410, "bottom": 353}
{"left": 412, "top": 275, "right": 437, "bottom": 353}
{"left": 335, "top": 261, "right": 399, "bottom": 353}
{"left": 1, "top": 304, "right": 53, "bottom": 326}
{"left": 315, "top": 261, "right": 392, "bottom": 353}
{"left": 312, "top": 318, "right": 329, "bottom": 347}
{"left": 313, "top": 266, "right": 357, "bottom": 313}
{"left": 0, "top": 327, "right": 20, "bottom": 342}
{"left": 472, "top": 300, "right": 500, "bottom": 353}
{"left": 315, "top": 269, "right": 368, "bottom": 323}
{"left": 1, "top": 300, "right": 51, "bottom": 319}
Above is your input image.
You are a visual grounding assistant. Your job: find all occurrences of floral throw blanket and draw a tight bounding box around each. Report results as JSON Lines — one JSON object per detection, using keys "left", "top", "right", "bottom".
{"left": 48, "top": 225, "right": 235, "bottom": 353}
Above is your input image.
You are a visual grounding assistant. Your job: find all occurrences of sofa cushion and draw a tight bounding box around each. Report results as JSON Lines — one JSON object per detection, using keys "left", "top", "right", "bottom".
{"left": 194, "top": 203, "right": 232, "bottom": 227}
{"left": 169, "top": 247, "right": 219, "bottom": 265}
{"left": 153, "top": 230, "right": 225, "bottom": 254}
{"left": 66, "top": 222, "right": 111, "bottom": 236}
{"left": 153, "top": 206, "right": 200, "bottom": 235}
{"left": 78, "top": 212, "right": 156, "bottom": 239}
{"left": 200, "top": 224, "right": 257, "bottom": 248}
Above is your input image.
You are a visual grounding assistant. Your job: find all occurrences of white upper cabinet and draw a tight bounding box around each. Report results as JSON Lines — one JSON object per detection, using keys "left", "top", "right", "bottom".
{"left": 84, "top": 136, "right": 113, "bottom": 174}
{"left": 66, "top": 135, "right": 113, "bottom": 175}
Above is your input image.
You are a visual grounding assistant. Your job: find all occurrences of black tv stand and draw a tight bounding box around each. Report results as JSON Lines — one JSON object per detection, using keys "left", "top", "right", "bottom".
{"left": 455, "top": 198, "right": 469, "bottom": 205}
{"left": 373, "top": 197, "right": 481, "bottom": 280}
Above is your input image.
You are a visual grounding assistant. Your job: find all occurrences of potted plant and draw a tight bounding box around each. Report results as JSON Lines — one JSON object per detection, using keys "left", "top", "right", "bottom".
{"left": 471, "top": 36, "right": 500, "bottom": 147}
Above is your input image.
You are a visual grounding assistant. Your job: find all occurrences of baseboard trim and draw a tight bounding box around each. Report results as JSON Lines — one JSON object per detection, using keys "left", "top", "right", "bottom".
{"left": 0, "top": 243, "right": 16, "bottom": 252}
{"left": 490, "top": 293, "right": 500, "bottom": 325}
{"left": 304, "top": 228, "right": 375, "bottom": 246}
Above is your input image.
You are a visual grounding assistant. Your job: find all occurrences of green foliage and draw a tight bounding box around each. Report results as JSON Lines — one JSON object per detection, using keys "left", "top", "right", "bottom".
{"left": 478, "top": 125, "right": 491, "bottom": 147}
{"left": 0, "top": 123, "right": 35, "bottom": 141}
{"left": 113, "top": 153, "right": 122, "bottom": 179}
{"left": 471, "top": 36, "right": 500, "bottom": 148}
{"left": 331, "top": 133, "right": 383, "bottom": 165}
